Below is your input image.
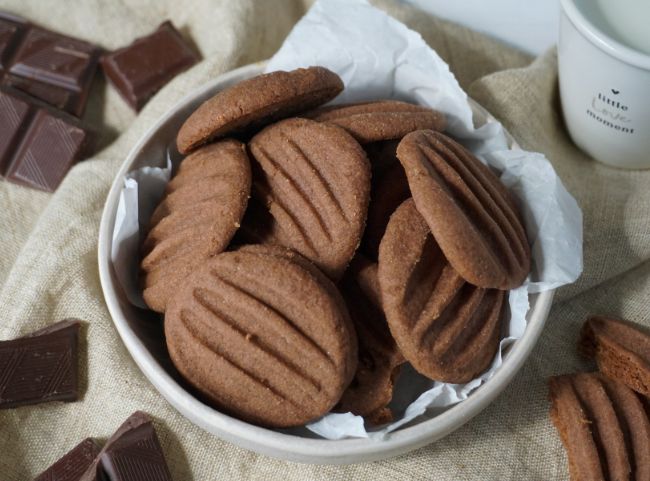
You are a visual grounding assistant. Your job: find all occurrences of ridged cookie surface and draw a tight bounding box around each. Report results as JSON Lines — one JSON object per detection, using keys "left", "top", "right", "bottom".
{"left": 164, "top": 246, "right": 357, "bottom": 428}
{"left": 141, "top": 140, "right": 251, "bottom": 313}
{"left": 579, "top": 316, "right": 650, "bottom": 397}
{"left": 337, "top": 255, "right": 403, "bottom": 424}
{"left": 378, "top": 199, "right": 505, "bottom": 383}
{"left": 397, "top": 130, "right": 530, "bottom": 290}
{"left": 244, "top": 117, "right": 371, "bottom": 280}
{"left": 306, "top": 100, "right": 446, "bottom": 144}
{"left": 549, "top": 372, "right": 650, "bottom": 481}
{"left": 177, "top": 67, "right": 343, "bottom": 153}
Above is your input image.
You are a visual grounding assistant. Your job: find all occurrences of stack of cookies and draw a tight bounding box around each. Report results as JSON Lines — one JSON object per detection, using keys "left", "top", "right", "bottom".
{"left": 140, "top": 66, "right": 531, "bottom": 428}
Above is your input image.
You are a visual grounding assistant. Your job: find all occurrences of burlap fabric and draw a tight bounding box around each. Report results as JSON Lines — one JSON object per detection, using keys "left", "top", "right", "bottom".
{"left": 0, "top": 1, "right": 644, "bottom": 479}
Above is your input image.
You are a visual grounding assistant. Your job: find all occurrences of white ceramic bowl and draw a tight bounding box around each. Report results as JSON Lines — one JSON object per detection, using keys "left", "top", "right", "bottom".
{"left": 97, "top": 62, "right": 554, "bottom": 465}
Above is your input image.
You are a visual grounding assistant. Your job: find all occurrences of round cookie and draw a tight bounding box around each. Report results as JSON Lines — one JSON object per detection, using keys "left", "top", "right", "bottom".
{"left": 396, "top": 130, "right": 530, "bottom": 290}
{"left": 305, "top": 100, "right": 446, "bottom": 144}
{"left": 234, "top": 243, "right": 359, "bottom": 388}
{"left": 141, "top": 139, "right": 251, "bottom": 313}
{"left": 176, "top": 67, "right": 343, "bottom": 154}
{"left": 378, "top": 199, "right": 505, "bottom": 383}
{"left": 336, "top": 254, "right": 404, "bottom": 425}
{"left": 164, "top": 246, "right": 358, "bottom": 428}
{"left": 245, "top": 117, "right": 371, "bottom": 280}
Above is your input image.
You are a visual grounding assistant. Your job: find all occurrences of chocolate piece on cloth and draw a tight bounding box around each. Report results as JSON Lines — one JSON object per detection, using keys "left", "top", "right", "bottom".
{"left": 0, "top": 13, "right": 101, "bottom": 116}
{"left": 100, "top": 21, "right": 199, "bottom": 111}
{"left": 33, "top": 438, "right": 101, "bottom": 481}
{"left": 0, "top": 319, "right": 81, "bottom": 409}
{"left": 0, "top": 89, "right": 91, "bottom": 191}
{"left": 0, "top": 13, "right": 27, "bottom": 73}
{"left": 579, "top": 315, "right": 650, "bottom": 397}
{"left": 79, "top": 411, "right": 172, "bottom": 481}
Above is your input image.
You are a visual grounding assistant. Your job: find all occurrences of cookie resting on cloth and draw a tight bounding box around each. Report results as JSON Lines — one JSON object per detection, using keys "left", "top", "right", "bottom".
{"left": 579, "top": 316, "right": 650, "bottom": 398}
{"left": 548, "top": 372, "right": 650, "bottom": 481}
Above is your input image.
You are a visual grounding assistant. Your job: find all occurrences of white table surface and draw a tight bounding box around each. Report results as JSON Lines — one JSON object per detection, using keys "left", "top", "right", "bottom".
{"left": 402, "top": 0, "right": 560, "bottom": 55}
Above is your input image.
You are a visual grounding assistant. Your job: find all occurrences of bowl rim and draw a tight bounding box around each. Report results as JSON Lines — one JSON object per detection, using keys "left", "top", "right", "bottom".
{"left": 97, "top": 61, "right": 555, "bottom": 464}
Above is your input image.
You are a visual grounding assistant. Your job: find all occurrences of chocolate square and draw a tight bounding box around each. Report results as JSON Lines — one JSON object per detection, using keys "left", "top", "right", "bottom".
{"left": 34, "top": 438, "right": 101, "bottom": 481}
{"left": 100, "top": 418, "right": 173, "bottom": 481}
{"left": 0, "top": 17, "right": 25, "bottom": 72}
{"left": 5, "top": 103, "right": 90, "bottom": 192}
{"left": 0, "top": 90, "right": 31, "bottom": 176}
{"left": 4, "top": 27, "right": 100, "bottom": 116}
{"left": 0, "top": 319, "right": 81, "bottom": 409}
{"left": 101, "top": 21, "right": 199, "bottom": 111}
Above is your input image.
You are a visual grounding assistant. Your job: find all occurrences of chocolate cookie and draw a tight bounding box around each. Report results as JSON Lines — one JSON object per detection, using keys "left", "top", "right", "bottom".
{"left": 579, "top": 316, "right": 650, "bottom": 397}
{"left": 306, "top": 100, "right": 446, "bottom": 144}
{"left": 549, "top": 372, "right": 650, "bottom": 481}
{"left": 337, "top": 254, "right": 403, "bottom": 424}
{"left": 364, "top": 139, "right": 400, "bottom": 178}
{"left": 164, "top": 246, "right": 357, "bottom": 428}
{"left": 176, "top": 67, "right": 343, "bottom": 154}
{"left": 235, "top": 244, "right": 359, "bottom": 372}
{"left": 244, "top": 117, "right": 371, "bottom": 280}
{"left": 141, "top": 139, "right": 251, "bottom": 313}
{"left": 397, "top": 130, "right": 530, "bottom": 290}
{"left": 361, "top": 162, "right": 410, "bottom": 260}
{"left": 378, "top": 199, "right": 505, "bottom": 383}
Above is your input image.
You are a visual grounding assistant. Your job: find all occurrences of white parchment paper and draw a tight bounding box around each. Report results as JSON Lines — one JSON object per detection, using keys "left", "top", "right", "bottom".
{"left": 110, "top": 0, "right": 583, "bottom": 441}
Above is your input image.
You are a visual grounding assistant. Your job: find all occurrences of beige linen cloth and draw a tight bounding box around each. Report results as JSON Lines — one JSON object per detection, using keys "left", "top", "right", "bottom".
{"left": 0, "top": 0, "right": 646, "bottom": 479}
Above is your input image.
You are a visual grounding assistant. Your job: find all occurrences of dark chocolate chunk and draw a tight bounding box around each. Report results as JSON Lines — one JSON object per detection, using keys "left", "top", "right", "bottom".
{"left": 79, "top": 411, "right": 172, "bottom": 481}
{"left": 101, "top": 21, "right": 199, "bottom": 111}
{"left": 0, "top": 319, "right": 81, "bottom": 409}
{"left": 0, "top": 89, "right": 91, "bottom": 191}
{"left": 101, "top": 416, "right": 173, "bottom": 481}
{"left": 0, "top": 13, "right": 100, "bottom": 116}
{"left": 6, "top": 108, "right": 89, "bottom": 191}
{"left": 0, "top": 14, "right": 26, "bottom": 73}
{"left": 3, "top": 27, "right": 100, "bottom": 116}
{"left": 34, "top": 438, "right": 101, "bottom": 481}
{"left": 0, "top": 89, "right": 30, "bottom": 175}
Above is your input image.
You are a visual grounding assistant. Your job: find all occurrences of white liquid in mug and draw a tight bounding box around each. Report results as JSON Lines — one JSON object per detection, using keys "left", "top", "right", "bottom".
{"left": 593, "top": 0, "right": 650, "bottom": 55}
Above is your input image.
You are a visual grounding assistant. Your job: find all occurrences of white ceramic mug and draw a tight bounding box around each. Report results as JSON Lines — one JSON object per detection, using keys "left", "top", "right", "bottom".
{"left": 559, "top": 0, "right": 650, "bottom": 169}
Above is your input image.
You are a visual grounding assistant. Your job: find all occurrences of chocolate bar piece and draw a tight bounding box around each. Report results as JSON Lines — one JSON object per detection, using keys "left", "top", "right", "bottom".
{"left": 0, "top": 14, "right": 26, "bottom": 73}
{"left": 0, "top": 319, "right": 80, "bottom": 408}
{"left": 101, "top": 414, "right": 173, "bottom": 481}
{"left": 0, "top": 89, "right": 91, "bottom": 191}
{"left": 0, "top": 12, "right": 100, "bottom": 116}
{"left": 34, "top": 438, "right": 101, "bottom": 481}
{"left": 79, "top": 411, "right": 172, "bottom": 481}
{"left": 101, "top": 21, "right": 199, "bottom": 111}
